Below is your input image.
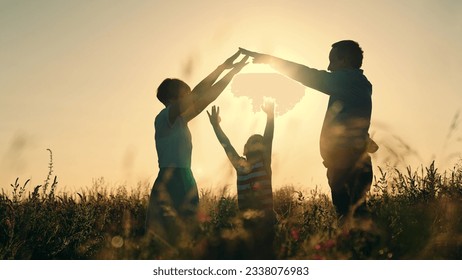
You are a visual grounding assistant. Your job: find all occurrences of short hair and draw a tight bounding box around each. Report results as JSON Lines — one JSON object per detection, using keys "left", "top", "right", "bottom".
{"left": 244, "top": 134, "right": 265, "bottom": 156}
{"left": 156, "top": 78, "right": 190, "bottom": 106}
{"left": 331, "top": 40, "right": 363, "bottom": 69}
{"left": 248, "top": 134, "right": 264, "bottom": 143}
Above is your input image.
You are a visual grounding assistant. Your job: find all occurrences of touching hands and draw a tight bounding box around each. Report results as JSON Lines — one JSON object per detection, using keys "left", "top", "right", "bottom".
{"left": 222, "top": 50, "right": 249, "bottom": 71}
{"left": 239, "top": 48, "right": 271, "bottom": 64}
{"left": 222, "top": 50, "right": 241, "bottom": 69}
{"left": 207, "top": 105, "right": 221, "bottom": 127}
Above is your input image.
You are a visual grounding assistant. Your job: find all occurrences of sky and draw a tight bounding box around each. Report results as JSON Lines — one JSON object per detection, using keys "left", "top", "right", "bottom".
{"left": 1, "top": 0, "right": 461, "bottom": 195}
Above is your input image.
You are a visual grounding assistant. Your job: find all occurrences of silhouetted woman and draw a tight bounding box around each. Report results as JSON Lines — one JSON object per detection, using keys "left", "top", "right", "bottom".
{"left": 145, "top": 51, "right": 248, "bottom": 245}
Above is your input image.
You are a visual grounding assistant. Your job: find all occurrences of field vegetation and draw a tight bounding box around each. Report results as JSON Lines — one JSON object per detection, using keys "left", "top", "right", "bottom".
{"left": 1, "top": 152, "right": 461, "bottom": 259}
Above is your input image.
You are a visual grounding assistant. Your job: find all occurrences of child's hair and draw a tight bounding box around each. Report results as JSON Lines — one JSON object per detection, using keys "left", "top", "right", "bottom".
{"left": 244, "top": 134, "right": 265, "bottom": 157}
{"left": 156, "top": 78, "right": 191, "bottom": 106}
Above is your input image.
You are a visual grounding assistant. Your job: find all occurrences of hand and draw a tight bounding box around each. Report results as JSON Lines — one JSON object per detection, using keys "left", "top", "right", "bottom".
{"left": 231, "top": 55, "right": 249, "bottom": 72}
{"left": 207, "top": 105, "right": 221, "bottom": 127}
{"left": 222, "top": 50, "right": 241, "bottom": 69}
{"left": 261, "top": 100, "right": 275, "bottom": 116}
{"left": 239, "top": 48, "right": 271, "bottom": 64}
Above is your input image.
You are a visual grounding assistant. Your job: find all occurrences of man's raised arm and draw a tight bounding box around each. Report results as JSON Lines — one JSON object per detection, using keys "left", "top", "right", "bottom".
{"left": 239, "top": 47, "right": 331, "bottom": 94}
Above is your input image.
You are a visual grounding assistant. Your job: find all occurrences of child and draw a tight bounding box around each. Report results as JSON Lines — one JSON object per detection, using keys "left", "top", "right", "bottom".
{"left": 145, "top": 51, "right": 248, "bottom": 244}
{"left": 207, "top": 102, "right": 275, "bottom": 259}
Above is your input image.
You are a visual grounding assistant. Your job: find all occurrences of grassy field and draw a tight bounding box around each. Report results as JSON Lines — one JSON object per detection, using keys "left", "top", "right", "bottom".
{"left": 1, "top": 160, "right": 462, "bottom": 260}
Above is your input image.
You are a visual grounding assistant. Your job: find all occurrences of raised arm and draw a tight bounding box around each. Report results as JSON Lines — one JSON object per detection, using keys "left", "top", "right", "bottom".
{"left": 207, "top": 105, "right": 244, "bottom": 170}
{"left": 192, "top": 50, "right": 241, "bottom": 93}
{"left": 179, "top": 53, "right": 249, "bottom": 122}
{"left": 239, "top": 47, "right": 333, "bottom": 94}
{"left": 261, "top": 101, "right": 274, "bottom": 162}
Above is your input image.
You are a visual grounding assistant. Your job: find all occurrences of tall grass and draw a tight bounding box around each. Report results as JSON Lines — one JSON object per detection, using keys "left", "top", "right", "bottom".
{"left": 1, "top": 158, "right": 461, "bottom": 259}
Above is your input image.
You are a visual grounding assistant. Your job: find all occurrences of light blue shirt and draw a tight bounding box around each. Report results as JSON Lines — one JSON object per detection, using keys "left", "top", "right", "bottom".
{"left": 155, "top": 107, "right": 192, "bottom": 168}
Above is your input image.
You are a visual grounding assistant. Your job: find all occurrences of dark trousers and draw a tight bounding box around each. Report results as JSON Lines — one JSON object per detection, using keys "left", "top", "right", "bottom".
{"left": 241, "top": 209, "right": 276, "bottom": 259}
{"left": 325, "top": 153, "right": 373, "bottom": 218}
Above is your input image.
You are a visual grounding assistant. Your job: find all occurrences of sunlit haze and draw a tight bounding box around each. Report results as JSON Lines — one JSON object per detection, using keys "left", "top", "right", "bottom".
{"left": 1, "top": 0, "right": 461, "bottom": 195}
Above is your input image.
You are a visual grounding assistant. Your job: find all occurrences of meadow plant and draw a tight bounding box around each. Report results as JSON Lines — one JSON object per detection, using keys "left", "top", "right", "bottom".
{"left": 1, "top": 158, "right": 461, "bottom": 259}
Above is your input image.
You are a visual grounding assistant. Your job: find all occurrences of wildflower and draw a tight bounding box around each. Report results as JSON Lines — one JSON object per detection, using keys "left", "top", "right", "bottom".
{"left": 197, "top": 211, "right": 211, "bottom": 223}
{"left": 324, "top": 239, "right": 336, "bottom": 249}
{"left": 290, "top": 227, "right": 300, "bottom": 241}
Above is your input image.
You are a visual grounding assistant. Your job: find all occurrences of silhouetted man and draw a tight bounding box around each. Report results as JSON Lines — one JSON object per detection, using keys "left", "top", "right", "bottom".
{"left": 241, "top": 40, "right": 377, "bottom": 219}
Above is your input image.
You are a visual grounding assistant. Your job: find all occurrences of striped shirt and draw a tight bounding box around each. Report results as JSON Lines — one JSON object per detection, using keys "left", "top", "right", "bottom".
{"left": 236, "top": 161, "right": 273, "bottom": 213}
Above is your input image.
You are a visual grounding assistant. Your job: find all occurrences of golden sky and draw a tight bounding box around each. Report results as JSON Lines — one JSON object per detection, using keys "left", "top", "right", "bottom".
{"left": 1, "top": 0, "right": 461, "bottom": 194}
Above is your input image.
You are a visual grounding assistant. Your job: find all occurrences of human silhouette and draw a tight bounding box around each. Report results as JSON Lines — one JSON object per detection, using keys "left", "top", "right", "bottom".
{"left": 207, "top": 101, "right": 275, "bottom": 259}
{"left": 240, "top": 41, "right": 378, "bottom": 220}
{"left": 145, "top": 50, "right": 249, "bottom": 245}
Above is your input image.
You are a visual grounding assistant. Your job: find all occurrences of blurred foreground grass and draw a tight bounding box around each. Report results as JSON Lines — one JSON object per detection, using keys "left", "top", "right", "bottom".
{"left": 1, "top": 161, "right": 461, "bottom": 260}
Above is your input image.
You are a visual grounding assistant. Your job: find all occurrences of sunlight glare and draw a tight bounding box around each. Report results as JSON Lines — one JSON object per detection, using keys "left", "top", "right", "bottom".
{"left": 240, "top": 63, "right": 275, "bottom": 74}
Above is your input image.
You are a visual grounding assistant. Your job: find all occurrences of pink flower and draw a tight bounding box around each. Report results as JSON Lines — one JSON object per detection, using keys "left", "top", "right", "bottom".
{"left": 290, "top": 228, "right": 300, "bottom": 241}
{"left": 324, "top": 239, "right": 336, "bottom": 249}
{"left": 197, "top": 211, "right": 211, "bottom": 223}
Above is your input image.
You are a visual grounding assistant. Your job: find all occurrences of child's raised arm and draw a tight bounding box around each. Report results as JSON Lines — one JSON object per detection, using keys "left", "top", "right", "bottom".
{"left": 262, "top": 100, "right": 275, "bottom": 162}
{"left": 207, "top": 105, "right": 243, "bottom": 170}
